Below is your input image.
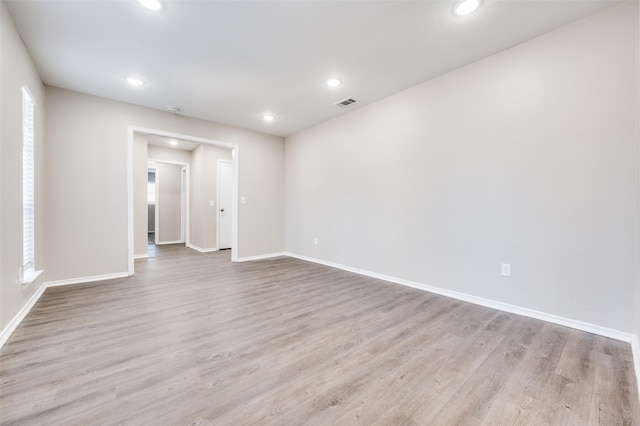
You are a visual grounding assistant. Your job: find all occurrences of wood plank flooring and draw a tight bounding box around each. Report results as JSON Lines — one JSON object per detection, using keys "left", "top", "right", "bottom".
{"left": 1, "top": 243, "right": 638, "bottom": 425}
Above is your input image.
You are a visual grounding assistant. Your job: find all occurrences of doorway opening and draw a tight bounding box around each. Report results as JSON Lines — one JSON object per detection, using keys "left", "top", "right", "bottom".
{"left": 148, "top": 159, "right": 189, "bottom": 247}
{"left": 147, "top": 166, "right": 157, "bottom": 253}
{"left": 127, "top": 126, "right": 239, "bottom": 275}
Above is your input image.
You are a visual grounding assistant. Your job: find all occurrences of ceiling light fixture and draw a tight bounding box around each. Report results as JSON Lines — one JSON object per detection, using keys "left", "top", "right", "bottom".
{"left": 262, "top": 114, "right": 275, "bottom": 122}
{"left": 126, "top": 77, "right": 144, "bottom": 86}
{"left": 137, "top": 0, "right": 163, "bottom": 11}
{"left": 453, "top": 0, "right": 481, "bottom": 16}
{"left": 326, "top": 78, "right": 341, "bottom": 88}
{"left": 169, "top": 140, "right": 178, "bottom": 146}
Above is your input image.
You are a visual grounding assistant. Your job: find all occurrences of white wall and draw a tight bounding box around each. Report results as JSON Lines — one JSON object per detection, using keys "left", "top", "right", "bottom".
{"left": 0, "top": 2, "right": 46, "bottom": 331}
{"left": 45, "top": 86, "right": 285, "bottom": 282}
{"left": 286, "top": 3, "right": 638, "bottom": 334}
{"left": 191, "top": 144, "right": 232, "bottom": 250}
{"left": 148, "top": 144, "right": 192, "bottom": 164}
{"left": 156, "top": 162, "right": 183, "bottom": 243}
{"left": 148, "top": 202, "right": 155, "bottom": 233}
{"left": 148, "top": 200, "right": 155, "bottom": 233}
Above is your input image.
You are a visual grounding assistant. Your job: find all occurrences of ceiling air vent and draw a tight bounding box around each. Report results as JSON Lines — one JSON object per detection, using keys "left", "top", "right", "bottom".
{"left": 334, "top": 97, "right": 357, "bottom": 107}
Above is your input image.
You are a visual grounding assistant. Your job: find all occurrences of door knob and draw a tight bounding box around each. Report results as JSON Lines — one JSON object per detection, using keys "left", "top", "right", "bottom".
{"left": 220, "top": 208, "right": 225, "bottom": 212}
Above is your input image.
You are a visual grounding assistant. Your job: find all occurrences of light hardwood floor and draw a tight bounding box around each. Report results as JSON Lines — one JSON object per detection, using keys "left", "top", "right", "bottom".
{"left": 1, "top": 244, "right": 638, "bottom": 425}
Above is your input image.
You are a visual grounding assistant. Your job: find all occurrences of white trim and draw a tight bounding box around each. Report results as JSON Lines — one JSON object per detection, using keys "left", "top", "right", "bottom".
{"left": 0, "top": 283, "right": 47, "bottom": 349}
{"left": 284, "top": 252, "right": 637, "bottom": 343}
{"left": 134, "top": 254, "right": 150, "bottom": 259}
{"left": 45, "top": 272, "right": 130, "bottom": 287}
{"left": 147, "top": 159, "right": 190, "bottom": 166}
{"left": 154, "top": 163, "right": 160, "bottom": 245}
{"left": 1, "top": 272, "right": 130, "bottom": 350}
{"left": 148, "top": 165, "right": 158, "bottom": 238}
{"left": 216, "top": 159, "right": 220, "bottom": 250}
{"left": 187, "top": 244, "right": 219, "bottom": 253}
{"left": 127, "top": 126, "right": 134, "bottom": 275}
{"left": 128, "top": 126, "right": 239, "bottom": 269}
{"left": 149, "top": 158, "right": 190, "bottom": 247}
{"left": 231, "top": 148, "right": 239, "bottom": 262}
{"left": 155, "top": 240, "right": 183, "bottom": 245}
{"left": 20, "top": 268, "right": 43, "bottom": 288}
{"left": 21, "top": 85, "right": 36, "bottom": 107}
{"left": 217, "top": 159, "right": 233, "bottom": 251}
{"left": 2, "top": 255, "right": 639, "bottom": 397}
{"left": 237, "top": 252, "right": 285, "bottom": 262}
{"left": 181, "top": 166, "right": 187, "bottom": 244}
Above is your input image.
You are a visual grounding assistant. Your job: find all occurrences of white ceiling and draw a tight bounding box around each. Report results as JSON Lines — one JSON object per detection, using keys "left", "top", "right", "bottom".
{"left": 6, "top": 0, "right": 619, "bottom": 137}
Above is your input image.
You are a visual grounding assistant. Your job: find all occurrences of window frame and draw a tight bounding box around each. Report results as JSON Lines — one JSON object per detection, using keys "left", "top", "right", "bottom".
{"left": 20, "top": 85, "right": 42, "bottom": 286}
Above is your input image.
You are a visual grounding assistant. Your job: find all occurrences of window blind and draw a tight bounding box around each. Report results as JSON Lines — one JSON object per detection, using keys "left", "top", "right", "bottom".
{"left": 22, "top": 87, "right": 35, "bottom": 277}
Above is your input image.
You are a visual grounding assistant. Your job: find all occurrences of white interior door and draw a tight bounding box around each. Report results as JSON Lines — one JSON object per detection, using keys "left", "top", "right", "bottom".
{"left": 218, "top": 160, "right": 232, "bottom": 249}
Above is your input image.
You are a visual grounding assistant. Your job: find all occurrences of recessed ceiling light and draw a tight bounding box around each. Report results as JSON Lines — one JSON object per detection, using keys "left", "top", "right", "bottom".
{"left": 137, "top": 0, "right": 163, "bottom": 11}
{"left": 453, "top": 0, "right": 481, "bottom": 16}
{"left": 126, "top": 77, "right": 144, "bottom": 86}
{"left": 262, "top": 114, "right": 275, "bottom": 122}
{"left": 326, "top": 78, "right": 342, "bottom": 87}
{"left": 169, "top": 140, "right": 178, "bottom": 146}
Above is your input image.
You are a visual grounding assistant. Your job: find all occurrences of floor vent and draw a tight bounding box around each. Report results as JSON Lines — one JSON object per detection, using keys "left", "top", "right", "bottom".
{"left": 334, "top": 97, "right": 357, "bottom": 107}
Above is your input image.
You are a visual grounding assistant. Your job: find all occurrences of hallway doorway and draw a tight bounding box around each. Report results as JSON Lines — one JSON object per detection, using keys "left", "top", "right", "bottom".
{"left": 128, "top": 126, "right": 239, "bottom": 274}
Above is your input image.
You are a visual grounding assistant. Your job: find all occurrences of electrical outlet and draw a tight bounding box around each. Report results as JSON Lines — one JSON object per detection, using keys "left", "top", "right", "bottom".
{"left": 501, "top": 263, "right": 511, "bottom": 277}
{"left": 314, "top": 237, "right": 319, "bottom": 245}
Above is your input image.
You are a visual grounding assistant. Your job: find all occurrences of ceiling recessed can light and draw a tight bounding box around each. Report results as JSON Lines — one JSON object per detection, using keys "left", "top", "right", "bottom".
{"left": 326, "top": 78, "right": 341, "bottom": 87}
{"left": 137, "top": 0, "right": 163, "bottom": 11}
{"left": 126, "top": 77, "right": 144, "bottom": 86}
{"left": 453, "top": 0, "right": 481, "bottom": 16}
{"left": 169, "top": 140, "right": 178, "bottom": 146}
{"left": 262, "top": 114, "right": 275, "bottom": 122}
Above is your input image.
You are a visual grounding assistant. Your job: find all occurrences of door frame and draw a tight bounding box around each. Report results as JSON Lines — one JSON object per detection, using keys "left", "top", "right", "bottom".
{"left": 147, "top": 166, "right": 157, "bottom": 238}
{"left": 217, "top": 159, "right": 233, "bottom": 250}
{"left": 127, "top": 126, "right": 239, "bottom": 275}
{"left": 148, "top": 159, "right": 190, "bottom": 246}
{"left": 181, "top": 166, "right": 187, "bottom": 244}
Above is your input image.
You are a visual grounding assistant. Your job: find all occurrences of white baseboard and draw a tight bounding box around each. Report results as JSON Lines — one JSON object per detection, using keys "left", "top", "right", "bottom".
{"left": 236, "top": 252, "right": 285, "bottom": 262}
{"left": 3, "top": 252, "right": 638, "bottom": 397}
{"left": 134, "top": 254, "right": 149, "bottom": 259}
{"left": 187, "top": 244, "right": 219, "bottom": 253}
{"left": 156, "top": 240, "right": 184, "bottom": 245}
{"left": 45, "top": 272, "right": 130, "bottom": 287}
{"left": 284, "top": 252, "right": 637, "bottom": 343}
{"left": 286, "top": 252, "right": 640, "bottom": 397}
{"left": 0, "top": 283, "right": 47, "bottom": 349}
{"left": 1, "top": 271, "right": 131, "bottom": 350}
